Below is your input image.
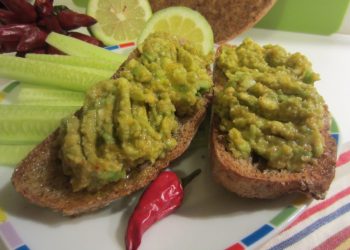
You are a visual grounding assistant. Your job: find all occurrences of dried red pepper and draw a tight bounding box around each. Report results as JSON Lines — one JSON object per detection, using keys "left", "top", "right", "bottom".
{"left": 125, "top": 169, "right": 201, "bottom": 250}
{"left": 46, "top": 44, "right": 64, "bottom": 55}
{"left": 0, "top": 41, "right": 18, "bottom": 53}
{"left": 17, "top": 26, "right": 47, "bottom": 52}
{"left": 0, "top": 24, "right": 47, "bottom": 52}
{"left": 0, "top": 24, "right": 28, "bottom": 42}
{"left": 0, "top": 0, "right": 37, "bottom": 23}
{"left": 0, "top": 9, "right": 20, "bottom": 24}
{"left": 34, "top": 0, "right": 53, "bottom": 17}
{"left": 38, "top": 15, "right": 64, "bottom": 34}
{"left": 57, "top": 10, "right": 97, "bottom": 30}
{"left": 68, "top": 32, "right": 102, "bottom": 46}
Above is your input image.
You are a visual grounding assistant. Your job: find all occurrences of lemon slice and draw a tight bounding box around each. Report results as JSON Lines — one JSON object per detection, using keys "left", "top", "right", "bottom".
{"left": 138, "top": 6, "right": 214, "bottom": 55}
{"left": 87, "top": 0, "right": 152, "bottom": 45}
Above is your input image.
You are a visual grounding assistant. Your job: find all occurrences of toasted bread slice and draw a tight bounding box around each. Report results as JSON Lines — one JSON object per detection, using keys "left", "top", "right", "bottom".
{"left": 149, "top": 0, "right": 276, "bottom": 43}
{"left": 11, "top": 49, "right": 212, "bottom": 216}
{"left": 211, "top": 45, "right": 336, "bottom": 200}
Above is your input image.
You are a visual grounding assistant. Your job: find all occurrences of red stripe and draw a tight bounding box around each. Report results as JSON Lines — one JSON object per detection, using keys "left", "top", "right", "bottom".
{"left": 119, "top": 42, "right": 135, "bottom": 48}
{"left": 313, "top": 224, "right": 350, "bottom": 250}
{"left": 225, "top": 242, "right": 245, "bottom": 250}
{"left": 337, "top": 150, "right": 350, "bottom": 166}
{"left": 284, "top": 186, "right": 350, "bottom": 231}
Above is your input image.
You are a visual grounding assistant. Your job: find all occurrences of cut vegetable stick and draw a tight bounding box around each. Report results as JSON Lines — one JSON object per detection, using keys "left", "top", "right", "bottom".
{"left": 46, "top": 32, "right": 127, "bottom": 64}
{"left": 0, "top": 105, "right": 78, "bottom": 120}
{"left": 16, "top": 84, "right": 84, "bottom": 106}
{"left": 0, "top": 105, "right": 78, "bottom": 144}
{"left": 26, "top": 54, "right": 121, "bottom": 72}
{"left": 0, "top": 144, "right": 36, "bottom": 166}
{"left": 0, "top": 55, "right": 113, "bottom": 92}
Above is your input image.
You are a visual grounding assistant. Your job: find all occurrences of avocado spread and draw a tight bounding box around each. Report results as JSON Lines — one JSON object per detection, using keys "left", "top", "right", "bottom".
{"left": 59, "top": 33, "right": 213, "bottom": 191}
{"left": 214, "top": 38, "right": 325, "bottom": 172}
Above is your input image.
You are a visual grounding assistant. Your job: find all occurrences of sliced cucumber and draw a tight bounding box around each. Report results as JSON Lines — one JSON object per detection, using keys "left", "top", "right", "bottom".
{"left": 46, "top": 32, "right": 127, "bottom": 65}
{"left": 26, "top": 54, "right": 121, "bottom": 72}
{"left": 0, "top": 55, "right": 114, "bottom": 91}
{"left": 16, "top": 84, "right": 84, "bottom": 106}
{"left": 0, "top": 105, "right": 78, "bottom": 144}
{"left": 0, "top": 144, "right": 36, "bottom": 166}
{"left": 0, "top": 105, "right": 78, "bottom": 119}
{"left": 0, "top": 118, "right": 61, "bottom": 144}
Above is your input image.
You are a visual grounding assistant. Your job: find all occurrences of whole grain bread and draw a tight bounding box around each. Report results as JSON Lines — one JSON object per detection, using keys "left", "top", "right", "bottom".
{"left": 211, "top": 46, "right": 337, "bottom": 200}
{"left": 11, "top": 49, "right": 212, "bottom": 216}
{"left": 149, "top": 0, "right": 276, "bottom": 43}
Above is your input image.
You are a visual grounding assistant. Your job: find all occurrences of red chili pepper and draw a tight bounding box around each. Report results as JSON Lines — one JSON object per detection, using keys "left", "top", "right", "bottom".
{"left": 0, "top": 24, "right": 29, "bottom": 42}
{"left": 0, "top": 9, "right": 21, "bottom": 24}
{"left": 17, "top": 26, "right": 47, "bottom": 52}
{"left": 34, "top": 0, "right": 53, "bottom": 17}
{"left": 0, "top": 41, "right": 18, "bottom": 53}
{"left": 46, "top": 44, "right": 64, "bottom": 55}
{"left": 0, "top": 0, "right": 37, "bottom": 23}
{"left": 16, "top": 46, "right": 46, "bottom": 57}
{"left": 125, "top": 169, "right": 201, "bottom": 250}
{"left": 38, "top": 15, "right": 65, "bottom": 34}
{"left": 57, "top": 10, "right": 97, "bottom": 30}
{"left": 68, "top": 32, "right": 102, "bottom": 46}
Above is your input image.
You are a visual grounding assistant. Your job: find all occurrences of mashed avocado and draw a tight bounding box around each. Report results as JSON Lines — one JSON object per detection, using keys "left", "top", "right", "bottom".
{"left": 59, "top": 33, "right": 213, "bottom": 191}
{"left": 214, "top": 38, "right": 325, "bottom": 172}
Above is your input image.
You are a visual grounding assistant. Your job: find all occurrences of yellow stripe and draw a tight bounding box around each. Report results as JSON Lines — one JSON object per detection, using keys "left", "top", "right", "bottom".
{"left": 335, "top": 237, "right": 350, "bottom": 250}
{"left": 0, "top": 208, "right": 7, "bottom": 223}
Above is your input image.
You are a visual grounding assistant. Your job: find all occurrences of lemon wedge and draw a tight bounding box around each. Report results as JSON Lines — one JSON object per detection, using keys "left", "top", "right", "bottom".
{"left": 87, "top": 0, "right": 152, "bottom": 45}
{"left": 138, "top": 6, "right": 214, "bottom": 55}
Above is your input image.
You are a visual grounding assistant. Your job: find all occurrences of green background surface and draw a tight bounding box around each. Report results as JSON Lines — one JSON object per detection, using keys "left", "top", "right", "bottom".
{"left": 255, "top": 0, "right": 350, "bottom": 35}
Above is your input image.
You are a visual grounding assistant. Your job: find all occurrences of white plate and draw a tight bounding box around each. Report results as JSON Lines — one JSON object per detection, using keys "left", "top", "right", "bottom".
{"left": 0, "top": 140, "right": 310, "bottom": 250}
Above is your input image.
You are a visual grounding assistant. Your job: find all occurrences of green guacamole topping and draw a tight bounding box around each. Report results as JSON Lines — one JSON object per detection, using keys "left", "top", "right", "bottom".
{"left": 59, "top": 33, "right": 213, "bottom": 191}
{"left": 214, "top": 38, "right": 325, "bottom": 172}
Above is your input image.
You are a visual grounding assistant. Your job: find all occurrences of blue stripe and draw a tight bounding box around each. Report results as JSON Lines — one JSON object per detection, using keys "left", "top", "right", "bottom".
{"left": 331, "top": 133, "right": 339, "bottom": 145}
{"left": 15, "top": 245, "right": 30, "bottom": 250}
{"left": 242, "top": 224, "right": 274, "bottom": 246}
{"left": 268, "top": 202, "right": 350, "bottom": 250}
{"left": 105, "top": 45, "right": 120, "bottom": 50}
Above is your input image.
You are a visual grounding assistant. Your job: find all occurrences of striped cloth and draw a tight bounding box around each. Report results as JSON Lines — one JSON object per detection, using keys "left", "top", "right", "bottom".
{"left": 262, "top": 143, "right": 350, "bottom": 250}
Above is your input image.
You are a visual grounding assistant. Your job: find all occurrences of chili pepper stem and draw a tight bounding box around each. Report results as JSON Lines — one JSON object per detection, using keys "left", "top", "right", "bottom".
{"left": 181, "top": 169, "right": 202, "bottom": 188}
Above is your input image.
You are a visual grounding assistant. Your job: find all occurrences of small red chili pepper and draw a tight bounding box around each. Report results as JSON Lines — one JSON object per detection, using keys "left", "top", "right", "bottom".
{"left": 46, "top": 44, "right": 64, "bottom": 55}
{"left": 17, "top": 26, "right": 47, "bottom": 52}
{"left": 125, "top": 169, "right": 201, "bottom": 250}
{"left": 38, "top": 15, "right": 65, "bottom": 34}
{"left": 0, "top": 24, "right": 29, "bottom": 42}
{"left": 0, "top": 0, "right": 37, "bottom": 23}
{"left": 34, "top": 0, "right": 53, "bottom": 17}
{"left": 0, "top": 9, "right": 21, "bottom": 24}
{"left": 0, "top": 41, "right": 18, "bottom": 53}
{"left": 57, "top": 10, "right": 97, "bottom": 30}
{"left": 68, "top": 31, "right": 103, "bottom": 46}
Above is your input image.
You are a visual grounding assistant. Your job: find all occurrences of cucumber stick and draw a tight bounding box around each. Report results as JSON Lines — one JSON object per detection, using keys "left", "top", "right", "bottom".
{"left": 17, "top": 84, "right": 84, "bottom": 106}
{"left": 0, "top": 105, "right": 78, "bottom": 144}
{"left": 0, "top": 55, "right": 114, "bottom": 91}
{"left": 26, "top": 54, "right": 121, "bottom": 72}
{"left": 46, "top": 32, "right": 127, "bottom": 65}
{"left": 0, "top": 144, "right": 36, "bottom": 166}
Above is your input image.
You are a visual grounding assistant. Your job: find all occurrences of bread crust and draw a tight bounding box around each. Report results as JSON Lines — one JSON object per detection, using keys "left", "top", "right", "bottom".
{"left": 149, "top": 0, "right": 276, "bottom": 43}
{"left": 11, "top": 50, "right": 212, "bottom": 216}
{"left": 211, "top": 45, "right": 336, "bottom": 199}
